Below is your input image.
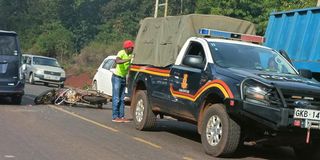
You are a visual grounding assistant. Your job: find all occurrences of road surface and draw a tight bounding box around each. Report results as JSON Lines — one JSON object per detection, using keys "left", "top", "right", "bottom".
{"left": 0, "top": 84, "right": 297, "bottom": 160}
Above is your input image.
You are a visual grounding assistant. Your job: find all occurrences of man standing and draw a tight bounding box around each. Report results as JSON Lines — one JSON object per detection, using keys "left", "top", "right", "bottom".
{"left": 111, "top": 40, "right": 134, "bottom": 122}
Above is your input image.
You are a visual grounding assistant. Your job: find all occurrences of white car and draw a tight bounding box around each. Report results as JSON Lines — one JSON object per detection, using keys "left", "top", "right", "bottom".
{"left": 92, "top": 55, "right": 116, "bottom": 96}
{"left": 22, "top": 54, "right": 66, "bottom": 88}
{"left": 92, "top": 56, "right": 130, "bottom": 102}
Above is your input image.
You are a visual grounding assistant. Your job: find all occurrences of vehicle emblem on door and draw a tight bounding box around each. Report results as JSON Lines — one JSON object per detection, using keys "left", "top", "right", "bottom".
{"left": 181, "top": 74, "right": 188, "bottom": 89}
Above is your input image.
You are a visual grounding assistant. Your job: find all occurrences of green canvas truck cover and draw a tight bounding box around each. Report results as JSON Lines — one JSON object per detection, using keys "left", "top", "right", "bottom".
{"left": 132, "top": 14, "right": 256, "bottom": 67}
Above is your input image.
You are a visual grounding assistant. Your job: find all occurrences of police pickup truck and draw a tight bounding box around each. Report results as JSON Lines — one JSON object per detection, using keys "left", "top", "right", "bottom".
{"left": 127, "top": 28, "right": 320, "bottom": 158}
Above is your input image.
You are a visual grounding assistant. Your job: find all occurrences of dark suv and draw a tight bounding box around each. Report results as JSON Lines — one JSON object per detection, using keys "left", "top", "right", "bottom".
{"left": 0, "top": 30, "right": 24, "bottom": 104}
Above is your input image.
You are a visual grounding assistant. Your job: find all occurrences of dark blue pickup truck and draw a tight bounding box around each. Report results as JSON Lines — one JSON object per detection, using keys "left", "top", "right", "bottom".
{"left": 128, "top": 16, "right": 320, "bottom": 159}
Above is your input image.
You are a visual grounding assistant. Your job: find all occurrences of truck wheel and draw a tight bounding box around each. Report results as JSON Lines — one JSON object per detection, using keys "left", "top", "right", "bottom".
{"left": 132, "top": 90, "right": 156, "bottom": 130}
{"left": 201, "top": 103, "right": 240, "bottom": 157}
{"left": 293, "top": 140, "right": 320, "bottom": 160}
{"left": 29, "top": 73, "right": 34, "bottom": 84}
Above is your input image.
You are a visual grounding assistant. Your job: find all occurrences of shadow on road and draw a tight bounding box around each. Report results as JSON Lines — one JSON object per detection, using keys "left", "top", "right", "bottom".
{"left": 151, "top": 119, "right": 296, "bottom": 160}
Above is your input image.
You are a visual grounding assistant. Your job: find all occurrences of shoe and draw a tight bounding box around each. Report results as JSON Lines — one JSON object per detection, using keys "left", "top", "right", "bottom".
{"left": 120, "top": 117, "right": 131, "bottom": 123}
{"left": 112, "top": 118, "right": 122, "bottom": 123}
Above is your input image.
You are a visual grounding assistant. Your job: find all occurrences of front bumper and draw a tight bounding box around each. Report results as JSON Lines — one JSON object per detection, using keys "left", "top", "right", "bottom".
{"left": 227, "top": 99, "right": 320, "bottom": 131}
{"left": 34, "top": 73, "right": 65, "bottom": 85}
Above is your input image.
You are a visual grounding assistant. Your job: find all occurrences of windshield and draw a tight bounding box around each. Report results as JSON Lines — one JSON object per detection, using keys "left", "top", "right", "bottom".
{"left": 209, "top": 42, "right": 297, "bottom": 74}
{"left": 0, "top": 35, "right": 18, "bottom": 55}
{"left": 33, "top": 57, "right": 60, "bottom": 67}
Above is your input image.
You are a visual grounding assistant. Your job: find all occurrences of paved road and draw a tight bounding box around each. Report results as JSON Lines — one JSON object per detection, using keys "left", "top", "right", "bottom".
{"left": 0, "top": 84, "right": 297, "bottom": 160}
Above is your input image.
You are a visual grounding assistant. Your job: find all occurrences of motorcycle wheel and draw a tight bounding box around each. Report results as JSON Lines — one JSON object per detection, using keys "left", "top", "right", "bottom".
{"left": 34, "top": 89, "right": 56, "bottom": 105}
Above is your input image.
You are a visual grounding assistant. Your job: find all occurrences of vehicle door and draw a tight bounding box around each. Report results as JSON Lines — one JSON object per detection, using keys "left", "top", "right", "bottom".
{"left": 0, "top": 33, "right": 20, "bottom": 84}
{"left": 97, "top": 58, "right": 116, "bottom": 96}
{"left": 169, "top": 40, "right": 210, "bottom": 119}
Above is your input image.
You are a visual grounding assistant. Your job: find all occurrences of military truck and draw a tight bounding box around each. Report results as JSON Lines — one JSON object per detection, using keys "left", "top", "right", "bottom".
{"left": 127, "top": 14, "right": 320, "bottom": 159}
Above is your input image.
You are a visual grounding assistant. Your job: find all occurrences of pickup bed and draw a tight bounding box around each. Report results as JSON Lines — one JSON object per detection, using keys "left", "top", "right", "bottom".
{"left": 127, "top": 29, "right": 320, "bottom": 159}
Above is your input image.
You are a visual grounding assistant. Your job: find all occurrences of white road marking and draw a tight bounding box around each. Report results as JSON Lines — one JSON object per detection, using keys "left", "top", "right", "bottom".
{"left": 49, "top": 105, "right": 119, "bottom": 132}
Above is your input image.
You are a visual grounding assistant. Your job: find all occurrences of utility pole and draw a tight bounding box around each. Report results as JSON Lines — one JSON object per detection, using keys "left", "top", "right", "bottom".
{"left": 154, "top": 0, "right": 169, "bottom": 18}
{"left": 164, "top": 0, "right": 168, "bottom": 17}
{"left": 154, "top": 0, "right": 159, "bottom": 18}
{"left": 180, "top": 0, "right": 183, "bottom": 14}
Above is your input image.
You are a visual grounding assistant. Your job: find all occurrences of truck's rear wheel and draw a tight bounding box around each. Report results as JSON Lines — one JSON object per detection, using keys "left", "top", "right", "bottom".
{"left": 201, "top": 103, "right": 240, "bottom": 157}
{"left": 132, "top": 90, "right": 156, "bottom": 130}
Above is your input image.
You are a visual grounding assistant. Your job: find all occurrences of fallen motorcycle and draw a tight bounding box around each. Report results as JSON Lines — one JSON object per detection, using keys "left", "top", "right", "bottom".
{"left": 34, "top": 88, "right": 109, "bottom": 109}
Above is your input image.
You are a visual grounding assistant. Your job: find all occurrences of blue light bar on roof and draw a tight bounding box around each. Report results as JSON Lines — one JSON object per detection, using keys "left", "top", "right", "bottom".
{"left": 199, "top": 28, "right": 231, "bottom": 38}
{"left": 198, "top": 28, "right": 265, "bottom": 43}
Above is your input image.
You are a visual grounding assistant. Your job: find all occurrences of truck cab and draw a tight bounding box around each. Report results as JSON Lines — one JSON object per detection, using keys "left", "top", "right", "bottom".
{"left": 0, "top": 30, "right": 24, "bottom": 104}
{"left": 128, "top": 28, "right": 320, "bottom": 158}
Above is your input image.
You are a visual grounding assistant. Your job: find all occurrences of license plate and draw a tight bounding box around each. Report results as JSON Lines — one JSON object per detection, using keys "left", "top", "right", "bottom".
{"left": 44, "top": 75, "right": 60, "bottom": 80}
{"left": 294, "top": 108, "right": 320, "bottom": 121}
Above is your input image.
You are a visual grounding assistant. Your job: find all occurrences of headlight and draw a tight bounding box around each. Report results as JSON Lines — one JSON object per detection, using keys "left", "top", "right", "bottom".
{"left": 61, "top": 71, "right": 66, "bottom": 77}
{"left": 35, "top": 69, "right": 43, "bottom": 74}
{"left": 242, "top": 79, "right": 275, "bottom": 106}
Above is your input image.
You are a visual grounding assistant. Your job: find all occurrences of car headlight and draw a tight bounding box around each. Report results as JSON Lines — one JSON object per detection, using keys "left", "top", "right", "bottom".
{"left": 61, "top": 71, "right": 66, "bottom": 77}
{"left": 241, "top": 79, "right": 275, "bottom": 106}
{"left": 35, "top": 69, "right": 43, "bottom": 74}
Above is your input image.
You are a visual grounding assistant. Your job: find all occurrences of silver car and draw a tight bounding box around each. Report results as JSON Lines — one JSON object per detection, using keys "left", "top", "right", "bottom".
{"left": 22, "top": 54, "right": 66, "bottom": 88}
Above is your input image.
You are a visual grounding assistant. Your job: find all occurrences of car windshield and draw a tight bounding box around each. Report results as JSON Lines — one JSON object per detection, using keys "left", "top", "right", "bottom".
{"left": 209, "top": 42, "right": 297, "bottom": 74}
{"left": 33, "top": 57, "right": 60, "bottom": 67}
{"left": 0, "top": 35, "right": 18, "bottom": 55}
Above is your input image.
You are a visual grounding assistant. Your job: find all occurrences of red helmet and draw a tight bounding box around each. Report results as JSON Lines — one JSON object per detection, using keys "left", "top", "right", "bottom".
{"left": 123, "top": 40, "right": 134, "bottom": 49}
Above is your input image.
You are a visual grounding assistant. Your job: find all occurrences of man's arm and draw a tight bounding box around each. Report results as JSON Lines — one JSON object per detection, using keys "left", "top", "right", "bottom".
{"left": 115, "top": 57, "right": 131, "bottom": 64}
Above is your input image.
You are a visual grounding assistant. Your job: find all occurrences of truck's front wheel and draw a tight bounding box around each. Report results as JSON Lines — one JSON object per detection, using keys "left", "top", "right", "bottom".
{"left": 132, "top": 90, "right": 156, "bottom": 130}
{"left": 201, "top": 103, "right": 240, "bottom": 157}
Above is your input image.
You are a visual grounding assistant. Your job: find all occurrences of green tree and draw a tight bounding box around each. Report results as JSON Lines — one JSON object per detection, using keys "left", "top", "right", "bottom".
{"left": 32, "top": 22, "right": 75, "bottom": 63}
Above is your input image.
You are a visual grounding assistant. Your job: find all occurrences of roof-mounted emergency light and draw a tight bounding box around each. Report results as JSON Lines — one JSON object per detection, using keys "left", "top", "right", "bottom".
{"left": 198, "top": 28, "right": 265, "bottom": 44}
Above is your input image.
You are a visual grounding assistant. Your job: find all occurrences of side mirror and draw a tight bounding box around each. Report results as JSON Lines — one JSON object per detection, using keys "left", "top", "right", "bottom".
{"left": 299, "top": 69, "right": 312, "bottom": 79}
{"left": 182, "top": 55, "right": 204, "bottom": 69}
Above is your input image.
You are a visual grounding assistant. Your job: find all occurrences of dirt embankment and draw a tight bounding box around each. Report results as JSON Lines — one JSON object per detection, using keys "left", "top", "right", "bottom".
{"left": 64, "top": 73, "right": 92, "bottom": 89}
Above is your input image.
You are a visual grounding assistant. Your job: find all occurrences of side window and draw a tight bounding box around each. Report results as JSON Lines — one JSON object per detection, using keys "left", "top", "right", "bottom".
{"left": 102, "top": 59, "right": 115, "bottom": 70}
{"left": 22, "top": 56, "right": 26, "bottom": 64}
{"left": 111, "top": 60, "right": 116, "bottom": 69}
{"left": 182, "top": 41, "right": 206, "bottom": 68}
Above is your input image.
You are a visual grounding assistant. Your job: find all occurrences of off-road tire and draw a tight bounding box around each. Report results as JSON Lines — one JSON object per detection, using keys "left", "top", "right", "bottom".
{"left": 132, "top": 90, "right": 156, "bottom": 130}
{"left": 201, "top": 103, "right": 241, "bottom": 157}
